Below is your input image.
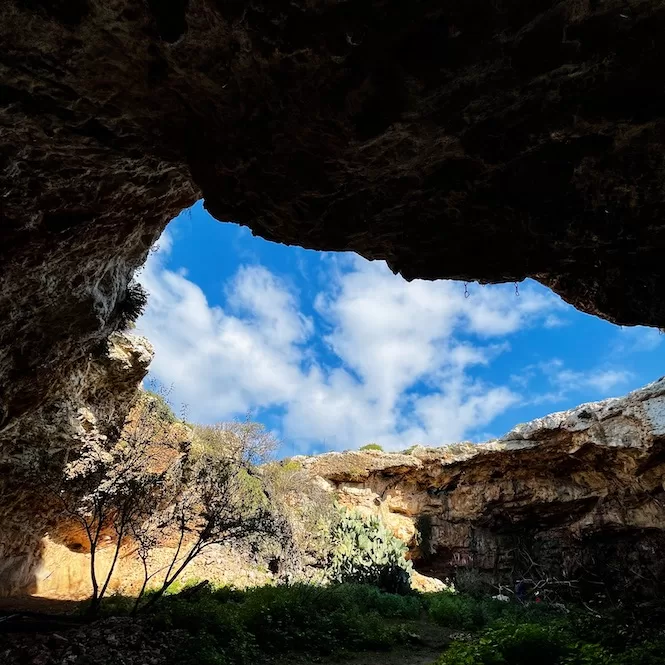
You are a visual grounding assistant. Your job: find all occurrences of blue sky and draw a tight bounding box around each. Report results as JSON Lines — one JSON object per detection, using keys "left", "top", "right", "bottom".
{"left": 136, "top": 201, "right": 665, "bottom": 456}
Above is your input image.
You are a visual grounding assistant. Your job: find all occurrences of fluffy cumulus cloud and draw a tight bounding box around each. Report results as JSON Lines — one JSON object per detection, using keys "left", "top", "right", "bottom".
{"left": 136, "top": 231, "right": 599, "bottom": 452}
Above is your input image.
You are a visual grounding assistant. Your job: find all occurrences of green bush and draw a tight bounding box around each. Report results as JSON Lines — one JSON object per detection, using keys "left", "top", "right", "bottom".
{"left": 116, "top": 281, "right": 148, "bottom": 330}
{"left": 568, "top": 602, "right": 665, "bottom": 652}
{"left": 436, "top": 621, "right": 580, "bottom": 665}
{"left": 143, "top": 389, "right": 178, "bottom": 424}
{"left": 235, "top": 583, "right": 419, "bottom": 653}
{"left": 156, "top": 583, "right": 419, "bottom": 663}
{"left": 156, "top": 596, "right": 258, "bottom": 665}
{"left": 329, "top": 512, "right": 413, "bottom": 594}
{"left": 433, "top": 617, "right": 659, "bottom": 665}
{"left": 617, "top": 640, "right": 665, "bottom": 665}
{"left": 426, "top": 592, "right": 521, "bottom": 630}
{"left": 453, "top": 568, "right": 492, "bottom": 598}
{"left": 96, "top": 583, "right": 665, "bottom": 665}
{"left": 360, "top": 443, "right": 384, "bottom": 451}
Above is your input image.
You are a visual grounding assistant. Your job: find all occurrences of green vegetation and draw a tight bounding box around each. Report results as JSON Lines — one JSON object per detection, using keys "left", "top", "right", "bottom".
{"left": 360, "top": 442, "right": 384, "bottom": 451}
{"left": 44, "top": 384, "right": 665, "bottom": 664}
{"left": 85, "top": 583, "right": 665, "bottom": 665}
{"left": 116, "top": 280, "right": 148, "bottom": 331}
{"left": 434, "top": 618, "right": 665, "bottom": 665}
{"left": 329, "top": 511, "right": 413, "bottom": 594}
{"left": 144, "top": 389, "right": 178, "bottom": 424}
{"left": 152, "top": 583, "right": 420, "bottom": 664}
{"left": 429, "top": 594, "right": 665, "bottom": 665}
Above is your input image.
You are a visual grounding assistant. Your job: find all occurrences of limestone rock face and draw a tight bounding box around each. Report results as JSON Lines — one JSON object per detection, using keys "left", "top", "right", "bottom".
{"left": 3, "top": 0, "right": 665, "bottom": 462}
{"left": 301, "top": 378, "right": 665, "bottom": 597}
{"left": 0, "top": 333, "right": 152, "bottom": 596}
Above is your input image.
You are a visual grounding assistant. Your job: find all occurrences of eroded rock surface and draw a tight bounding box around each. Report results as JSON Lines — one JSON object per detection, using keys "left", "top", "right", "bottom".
{"left": 301, "top": 378, "right": 665, "bottom": 597}
{"left": 3, "top": 0, "right": 665, "bottom": 450}
{"left": 0, "top": 333, "right": 152, "bottom": 595}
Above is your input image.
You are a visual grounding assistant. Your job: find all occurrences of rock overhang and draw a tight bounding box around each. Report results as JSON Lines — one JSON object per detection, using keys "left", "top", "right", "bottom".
{"left": 2, "top": 0, "right": 665, "bottom": 449}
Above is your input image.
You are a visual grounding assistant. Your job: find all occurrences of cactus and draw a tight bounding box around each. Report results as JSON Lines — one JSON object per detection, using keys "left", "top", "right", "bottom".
{"left": 328, "top": 511, "right": 413, "bottom": 594}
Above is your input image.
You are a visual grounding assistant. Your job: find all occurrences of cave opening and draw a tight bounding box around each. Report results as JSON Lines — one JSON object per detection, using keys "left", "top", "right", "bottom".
{"left": 135, "top": 200, "right": 665, "bottom": 459}
{"left": 2, "top": 198, "right": 665, "bottom": 608}
{"left": 3, "top": 0, "right": 665, "bottom": 654}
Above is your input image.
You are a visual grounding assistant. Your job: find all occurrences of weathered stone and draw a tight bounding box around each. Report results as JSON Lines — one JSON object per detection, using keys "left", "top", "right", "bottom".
{"left": 301, "top": 378, "right": 665, "bottom": 598}
{"left": 0, "top": 333, "right": 152, "bottom": 596}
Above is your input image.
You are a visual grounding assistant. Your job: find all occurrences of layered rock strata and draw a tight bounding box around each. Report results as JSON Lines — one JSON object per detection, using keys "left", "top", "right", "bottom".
{"left": 301, "top": 378, "right": 665, "bottom": 598}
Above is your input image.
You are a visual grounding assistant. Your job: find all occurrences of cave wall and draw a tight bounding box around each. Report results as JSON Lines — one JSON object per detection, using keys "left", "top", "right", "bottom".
{"left": 3, "top": 0, "right": 665, "bottom": 595}
{"left": 302, "top": 378, "right": 665, "bottom": 599}
{"left": 0, "top": 333, "right": 152, "bottom": 595}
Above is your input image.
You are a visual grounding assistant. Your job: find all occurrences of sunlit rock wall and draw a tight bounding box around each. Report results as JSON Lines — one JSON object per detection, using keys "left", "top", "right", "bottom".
{"left": 302, "top": 379, "right": 665, "bottom": 598}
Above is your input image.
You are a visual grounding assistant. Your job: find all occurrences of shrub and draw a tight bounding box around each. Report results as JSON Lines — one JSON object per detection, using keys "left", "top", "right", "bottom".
{"left": 115, "top": 281, "right": 148, "bottom": 330}
{"left": 568, "top": 602, "right": 665, "bottom": 652}
{"left": 360, "top": 443, "right": 384, "bottom": 451}
{"left": 329, "top": 512, "right": 413, "bottom": 594}
{"left": 616, "top": 640, "right": 665, "bottom": 665}
{"left": 435, "top": 621, "right": 569, "bottom": 665}
{"left": 428, "top": 592, "right": 491, "bottom": 630}
{"left": 156, "top": 596, "right": 258, "bottom": 665}
{"left": 426, "top": 592, "right": 559, "bottom": 632}
{"left": 453, "top": 568, "right": 492, "bottom": 598}
{"left": 143, "top": 389, "right": 178, "bottom": 424}
{"left": 434, "top": 618, "right": 621, "bottom": 665}
{"left": 157, "top": 583, "right": 417, "bottom": 662}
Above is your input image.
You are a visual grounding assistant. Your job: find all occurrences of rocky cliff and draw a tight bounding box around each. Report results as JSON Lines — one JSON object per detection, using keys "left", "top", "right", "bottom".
{"left": 0, "top": 332, "right": 152, "bottom": 596}
{"left": 3, "top": 0, "right": 665, "bottom": 477}
{"left": 301, "top": 378, "right": 665, "bottom": 599}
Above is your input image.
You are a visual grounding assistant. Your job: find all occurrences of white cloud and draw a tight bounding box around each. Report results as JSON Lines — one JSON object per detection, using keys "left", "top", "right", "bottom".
{"left": 515, "top": 359, "right": 633, "bottom": 405}
{"left": 544, "top": 314, "right": 568, "bottom": 329}
{"left": 137, "top": 236, "right": 565, "bottom": 452}
{"left": 137, "top": 241, "right": 311, "bottom": 418}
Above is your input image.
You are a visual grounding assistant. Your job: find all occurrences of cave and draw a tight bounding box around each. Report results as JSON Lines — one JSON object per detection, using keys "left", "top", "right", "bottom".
{"left": 2, "top": 0, "right": 665, "bottom": 611}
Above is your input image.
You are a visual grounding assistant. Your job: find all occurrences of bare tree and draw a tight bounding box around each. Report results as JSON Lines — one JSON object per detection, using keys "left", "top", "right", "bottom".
{"left": 52, "top": 392, "right": 186, "bottom": 617}
{"left": 192, "top": 415, "right": 278, "bottom": 464}
{"left": 53, "top": 400, "right": 285, "bottom": 617}
{"left": 134, "top": 422, "right": 284, "bottom": 612}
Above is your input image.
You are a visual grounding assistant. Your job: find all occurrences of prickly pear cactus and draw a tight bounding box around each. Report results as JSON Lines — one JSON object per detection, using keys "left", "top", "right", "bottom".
{"left": 329, "top": 511, "right": 413, "bottom": 594}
